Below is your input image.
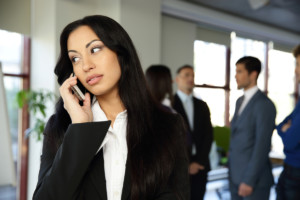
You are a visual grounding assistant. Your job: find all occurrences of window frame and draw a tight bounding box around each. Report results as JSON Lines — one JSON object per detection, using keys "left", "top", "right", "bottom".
{"left": 3, "top": 36, "right": 30, "bottom": 200}
{"left": 194, "top": 41, "right": 298, "bottom": 127}
{"left": 194, "top": 47, "right": 231, "bottom": 126}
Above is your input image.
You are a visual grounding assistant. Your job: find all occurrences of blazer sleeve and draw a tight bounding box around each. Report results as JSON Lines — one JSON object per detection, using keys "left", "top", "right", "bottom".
{"left": 155, "top": 115, "right": 190, "bottom": 200}
{"left": 33, "top": 121, "right": 110, "bottom": 200}
{"left": 242, "top": 99, "right": 276, "bottom": 187}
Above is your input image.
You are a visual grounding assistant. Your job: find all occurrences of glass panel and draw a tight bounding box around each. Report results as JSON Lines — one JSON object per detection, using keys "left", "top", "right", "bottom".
{"left": 268, "top": 49, "right": 295, "bottom": 93}
{"left": 268, "top": 92, "right": 294, "bottom": 158}
{"left": 194, "top": 88, "right": 225, "bottom": 126}
{"left": 3, "top": 76, "right": 21, "bottom": 162}
{"left": 194, "top": 40, "right": 226, "bottom": 86}
{"left": 230, "top": 36, "right": 266, "bottom": 91}
{"left": 0, "top": 29, "right": 23, "bottom": 74}
{"left": 268, "top": 49, "right": 296, "bottom": 158}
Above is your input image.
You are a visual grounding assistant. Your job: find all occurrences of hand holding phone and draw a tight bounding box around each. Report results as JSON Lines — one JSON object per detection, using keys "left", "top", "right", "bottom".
{"left": 59, "top": 73, "right": 92, "bottom": 123}
{"left": 71, "top": 73, "right": 85, "bottom": 101}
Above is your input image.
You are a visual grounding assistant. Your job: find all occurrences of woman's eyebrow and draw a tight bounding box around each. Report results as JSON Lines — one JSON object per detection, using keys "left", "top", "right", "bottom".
{"left": 86, "top": 39, "right": 100, "bottom": 48}
{"left": 68, "top": 50, "right": 77, "bottom": 53}
{"left": 67, "top": 39, "right": 101, "bottom": 53}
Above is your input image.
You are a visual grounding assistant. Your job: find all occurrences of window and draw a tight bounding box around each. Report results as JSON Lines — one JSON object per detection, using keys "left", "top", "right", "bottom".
{"left": 194, "top": 88, "right": 226, "bottom": 126}
{"left": 194, "top": 33, "right": 297, "bottom": 164}
{"left": 193, "top": 40, "right": 228, "bottom": 126}
{"left": 0, "top": 29, "right": 30, "bottom": 200}
{"left": 268, "top": 49, "right": 295, "bottom": 157}
{"left": 0, "top": 29, "right": 24, "bottom": 164}
{"left": 194, "top": 40, "right": 227, "bottom": 87}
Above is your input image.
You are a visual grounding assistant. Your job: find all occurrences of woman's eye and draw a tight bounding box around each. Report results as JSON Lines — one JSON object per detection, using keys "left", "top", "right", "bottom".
{"left": 91, "top": 47, "right": 101, "bottom": 53}
{"left": 71, "top": 57, "right": 79, "bottom": 63}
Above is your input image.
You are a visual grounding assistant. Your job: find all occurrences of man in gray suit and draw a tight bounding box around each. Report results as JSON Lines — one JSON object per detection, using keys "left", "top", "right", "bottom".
{"left": 229, "top": 56, "right": 276, "bottom": 200}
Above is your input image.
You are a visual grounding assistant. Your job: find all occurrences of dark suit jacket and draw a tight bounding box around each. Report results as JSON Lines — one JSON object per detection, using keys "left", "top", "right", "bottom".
{"left": 33, "top": 120, "right": 189, "bottom": 200}
{"left": 229, "top": 90, "right": 276, "bottom": 188}
{"left": 173, "top": 94, "right": 213, "bottom": 171}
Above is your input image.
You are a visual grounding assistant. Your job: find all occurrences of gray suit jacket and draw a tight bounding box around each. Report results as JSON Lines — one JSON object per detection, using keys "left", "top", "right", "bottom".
{"left": 229, "top": 90, "right": 276, "bottom": 188}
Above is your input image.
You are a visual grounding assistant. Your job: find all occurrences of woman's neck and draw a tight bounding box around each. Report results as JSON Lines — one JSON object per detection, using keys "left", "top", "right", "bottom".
{"left": 96, "top": 91, "right": 125, "bottom": 127}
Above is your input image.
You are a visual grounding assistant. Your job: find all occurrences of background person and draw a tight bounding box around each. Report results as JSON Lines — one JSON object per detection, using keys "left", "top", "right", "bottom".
{"left": 173, "top": 64, "right": 213, "bottom": 200}
{"left": 229, "top": 56, "right": 276, "bottom": 200}
{"left": 145, "top": 64, "right": 174, "bottom": 112}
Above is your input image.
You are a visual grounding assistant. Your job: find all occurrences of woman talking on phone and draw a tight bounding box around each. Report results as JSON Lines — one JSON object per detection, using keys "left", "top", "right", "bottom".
{"left": 32, "top": 15, "right": 189, "bottom": 200}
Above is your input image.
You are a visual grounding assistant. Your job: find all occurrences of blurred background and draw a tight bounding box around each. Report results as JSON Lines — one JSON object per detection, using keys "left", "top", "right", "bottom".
{"left": 0, "top": 0, "right": 299, "bottom": 199}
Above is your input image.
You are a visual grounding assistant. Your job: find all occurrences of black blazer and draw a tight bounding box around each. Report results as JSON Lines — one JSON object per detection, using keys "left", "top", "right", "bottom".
{"left": 33, "top": 120, "right": 190, "bottom": 200}
{"left": 173, "top": 94, "right": 213, "bottom": 171}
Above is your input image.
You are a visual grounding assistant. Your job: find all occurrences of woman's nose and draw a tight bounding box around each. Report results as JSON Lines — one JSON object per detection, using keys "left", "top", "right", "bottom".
{"left": 82, "top": 57, "right": 95, "bottom": 72}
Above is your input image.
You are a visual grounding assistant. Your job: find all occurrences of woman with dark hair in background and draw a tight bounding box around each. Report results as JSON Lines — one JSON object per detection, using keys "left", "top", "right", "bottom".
{"left": 32, "top": 15, "right": 189, "bottom": 200}
{"left": 145, "top": 64, "right": 174, "bottom": 112}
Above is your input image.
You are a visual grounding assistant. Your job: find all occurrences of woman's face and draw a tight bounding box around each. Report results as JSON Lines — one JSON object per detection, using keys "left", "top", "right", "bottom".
{"left": 67, "top": 25, "right": 121, "bottom": 98}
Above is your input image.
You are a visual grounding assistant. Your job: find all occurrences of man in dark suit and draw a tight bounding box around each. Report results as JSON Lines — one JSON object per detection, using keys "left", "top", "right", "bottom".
{"left": 173, "top": 64, "right": 213, "bottom": 200}
{"left": 229, "top": 56, "right": 276, "bottom": 200}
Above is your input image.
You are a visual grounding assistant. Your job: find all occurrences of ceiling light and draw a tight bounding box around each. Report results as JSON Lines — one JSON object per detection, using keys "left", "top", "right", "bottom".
{"left": 248, "top": 0, "right": 270, "bottom": 10}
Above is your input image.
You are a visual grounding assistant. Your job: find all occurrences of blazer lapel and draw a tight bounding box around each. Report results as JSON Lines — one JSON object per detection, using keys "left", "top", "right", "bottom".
{"left": 174, "top": 94, "right": 192, "bottom": 132}
{"left": 237, "top": 90, "right": 261, "bottom": 122}
{"left": 89, "top": 150, "right": 107, "bottom": 200}
{"left": 193, "top": 97, "right": 202, "bottom": 130}
{"left": 231, "top": 96, "right": 244, "bottom": 131}
{"left": 121, "top": 160, "right": 131, "bottom": 200}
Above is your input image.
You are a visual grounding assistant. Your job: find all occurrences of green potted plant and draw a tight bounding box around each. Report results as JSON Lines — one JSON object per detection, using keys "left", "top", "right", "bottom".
{"left": 16, "top": 89, "right": 57, "bottom": 141}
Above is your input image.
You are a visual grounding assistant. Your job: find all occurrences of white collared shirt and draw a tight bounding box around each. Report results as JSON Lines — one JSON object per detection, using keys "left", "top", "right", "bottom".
{"left": 238, "top": 86, "right": 259, "bottom": 115}
{"left": 177, "top": 90, "right": 196, "bottom": 155}
{"left": 92, "top": 97, "right": 128, "bottom": 200}
{"left": 161, "top": 97, "right": 172, "bottom": 108}
{"left": 177, "top": 90, "right": 194, "bottom": 130}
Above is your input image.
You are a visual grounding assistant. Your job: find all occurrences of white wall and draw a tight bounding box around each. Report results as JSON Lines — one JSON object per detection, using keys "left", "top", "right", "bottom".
{"left": 161, "top": 15, "right": 196, "bottom": 81}
{"left": 55, "top": 0, "right": 109, "bottom": 57}
{"left": 121, "top": 0, "right": 161, "bottom": 70}
{"left": 0, "top": 0, "right": 31, "bottom": 35}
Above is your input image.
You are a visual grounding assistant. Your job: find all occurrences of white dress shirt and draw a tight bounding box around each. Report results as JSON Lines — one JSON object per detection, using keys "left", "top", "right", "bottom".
{"left": 177, "top": 90, "right": 194, "bottom": 130}
{"left": 238, "top": 86, "right": 259, "bottom": 115}
{"left": 177, "top": 90, "right": 196, "bottom": 155}
{"left": 161, "top": 97, "right": 172, "bottom": 108}
{"left": 92, "top": 97, "right": 128, "bottom": 200}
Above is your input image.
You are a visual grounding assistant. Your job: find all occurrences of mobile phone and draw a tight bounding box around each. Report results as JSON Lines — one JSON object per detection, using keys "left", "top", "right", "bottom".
{"left": 71, "top": 73, "right": 85, "bottom": 101}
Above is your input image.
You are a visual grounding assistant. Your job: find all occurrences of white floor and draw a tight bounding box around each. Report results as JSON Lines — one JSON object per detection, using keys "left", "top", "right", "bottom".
{"left": 204, "top": 166, "right": 282, "bottom": 200}
{"left": 204, "top": 182, "right": 277, "bottom": 200}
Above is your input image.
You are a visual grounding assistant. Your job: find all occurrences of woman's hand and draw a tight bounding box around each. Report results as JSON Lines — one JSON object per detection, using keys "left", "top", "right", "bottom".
{"left": 281, "top": 120, "right": 291, "bottom": 132}
{"left": 59, "top": 74, "right": 93, "bottom": 123}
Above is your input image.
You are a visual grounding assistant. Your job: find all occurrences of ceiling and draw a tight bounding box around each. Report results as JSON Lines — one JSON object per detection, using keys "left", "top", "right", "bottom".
{"left": 184, "top": 0, "right": 300, "bottom": 34}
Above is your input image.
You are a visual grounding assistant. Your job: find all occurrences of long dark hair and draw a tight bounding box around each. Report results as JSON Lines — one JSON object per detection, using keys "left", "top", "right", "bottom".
{"left": 145, "top": 64, "right": 174, "bottom": 105}
{"left": 44, "top": 15, "right": 187, "bottom": 199}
